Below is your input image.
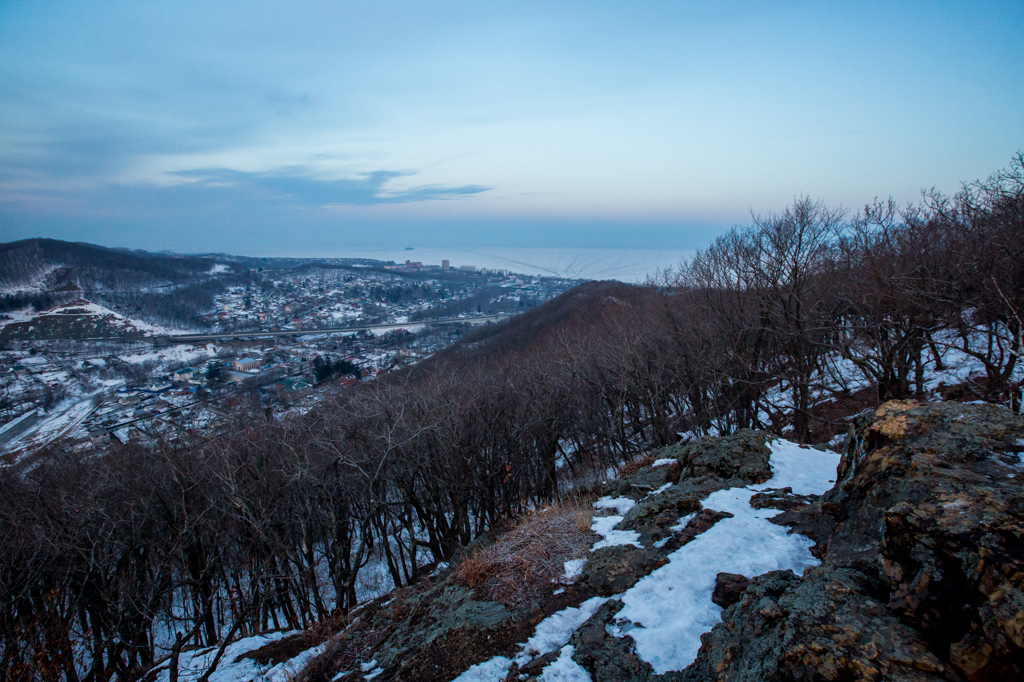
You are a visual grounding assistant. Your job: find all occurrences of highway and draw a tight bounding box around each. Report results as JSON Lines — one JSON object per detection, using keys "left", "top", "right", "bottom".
{"left": 148, "top": 314, "right": 512, "bottom": 345}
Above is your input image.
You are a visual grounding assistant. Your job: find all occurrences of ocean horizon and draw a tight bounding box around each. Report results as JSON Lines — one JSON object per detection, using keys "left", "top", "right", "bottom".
{"left": 235, "top": 247, "right": 693, "bottom": 284}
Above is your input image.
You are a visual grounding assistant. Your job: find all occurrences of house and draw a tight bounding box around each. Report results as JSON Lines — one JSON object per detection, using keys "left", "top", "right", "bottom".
{"left": 172, "top": 367, "right": 195, "bottom": 382}
{"left": 273, "top": 378, "right": 312, "bottom": 403}
{"left": 143, "top": 381, "right": 173, "bottom": 394}
{"left": 233, "top": 357, "right": 262, "bottom": 372}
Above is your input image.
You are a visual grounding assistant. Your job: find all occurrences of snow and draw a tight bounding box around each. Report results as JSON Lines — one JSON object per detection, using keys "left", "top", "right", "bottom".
{"left": 2, "top": 398, "right": 95, "bottom": 455}
{"left": 591, "top": 515, "right": 642, "bottom": 550}
{"left": 0, "top": 407, "right": 38, "bottom": 436}
{"left": 210, "top": 264, "right": 230, "bottom": 274}
{"left": 647, "top": 482, "right": 673, "bottom": 497}
{"left": 607, "top": 438, "right": 840, "bottom": 674}
{"left": 518, "top": 596, "right": 608, "bottom": 662}
{"left": 592, "top": 496, "right": 635, "bottom": 515}
{"left": 559, "top": 559, "right": 586, "bottom": 584}
{"left": 120, "top": 344, "right": 217, "bottom": 367}
{"left": 538, "top": 646, "right": 591, "bottom": 681}
{"left": 754, "top": 440, "right": 841, "bottom": 495}
{"left": 590, "top": 496, "right": 644, "bottom": 550}
{"left": 449, "top": 596, "right": 608, "bottom": 682}
{"left": 154, "top": 636, "right": 325, "bottom": 682}
{"left": 153, "top": 631, "right": 309, "bottom": 682}
{"left": 652, "top": 458, "right": 676, "bottom": 467}
{"left": 0, "top": 307, "right": 40, "bottom": 326}
{"left": 262, "top": 643, "right": 327, "bottom": 682}
{"left": 669, "top": 512, "right": 696, "bottom": 533}
{"left": 450, "top": 656, "right": 514, "bottom": 682}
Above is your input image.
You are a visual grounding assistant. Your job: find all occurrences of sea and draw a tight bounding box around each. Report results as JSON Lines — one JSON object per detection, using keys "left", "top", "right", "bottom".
{"left": 241, "top": 247, "right": 693, "bottom": 284}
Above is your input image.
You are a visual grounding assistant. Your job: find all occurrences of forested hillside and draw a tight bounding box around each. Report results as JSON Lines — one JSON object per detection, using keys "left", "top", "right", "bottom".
{"left": 0, "top": 239, "right": 242, "bottom": 327}
{"left": 2, "top": 154, "right": 1022, "bottom": 681}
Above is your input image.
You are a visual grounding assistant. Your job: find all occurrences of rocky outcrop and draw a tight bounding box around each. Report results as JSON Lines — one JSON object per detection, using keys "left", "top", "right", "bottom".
{"left": 675, "top": 567, "right": 959, "bottom": 681}
{"left": 689, "top": 400, "right": 1024, "bottom": 682}
{"left": 568, "top": 600, "right": 654, "bottom": 682}
{"left": 582, "top": 546, "right": 668, "bottom": 596}
{"left": 711, "top": 572, "right": 750, "bottom": 609}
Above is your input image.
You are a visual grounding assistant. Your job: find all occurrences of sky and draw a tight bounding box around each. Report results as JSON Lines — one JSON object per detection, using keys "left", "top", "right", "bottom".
{"left": 0, "top": 1, "right": 1021, "bottom": 254}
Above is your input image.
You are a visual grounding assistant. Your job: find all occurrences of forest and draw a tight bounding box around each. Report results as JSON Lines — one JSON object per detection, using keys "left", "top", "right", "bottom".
{"left": 1, "top": 154, "right": 1022, "bottom": 681}
{"left": 0, "top": 240, "right": 246, "bottom": 328}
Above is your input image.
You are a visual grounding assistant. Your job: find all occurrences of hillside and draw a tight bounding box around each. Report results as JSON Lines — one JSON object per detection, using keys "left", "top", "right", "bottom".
{"left": 0, "top": 238, "right": 244, "bottom": 330}
{"left": 143, "top": 400, "right": 1023, "bottom": 682}
{"left": 0, "top": 238, "right": 227, "bottom": 294}
{"left": 436, "top": 279, "right": 653, "bottom": 361}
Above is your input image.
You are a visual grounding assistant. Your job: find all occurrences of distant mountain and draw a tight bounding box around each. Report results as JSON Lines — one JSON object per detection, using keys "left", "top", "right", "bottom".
{"left": 0, "top": 238, "right": 231, "bottom": 294}
{"left": 0, "top": 238, "right": 243, "bottom": 328}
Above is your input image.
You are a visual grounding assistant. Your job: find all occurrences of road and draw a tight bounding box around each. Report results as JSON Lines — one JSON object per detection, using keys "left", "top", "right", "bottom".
{"left": 149, "top": 314, "right": 511, "bottom": 345}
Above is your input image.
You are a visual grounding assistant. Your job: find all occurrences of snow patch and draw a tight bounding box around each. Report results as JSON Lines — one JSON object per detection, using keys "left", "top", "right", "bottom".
{"left": 669, "top": 512, "right": 696, "bottom": 533}
{"left": 449, "top": 596, "right": 608, "bottom": 682}
{"left": 591, "top": 515, "right": 641, "bottom": 550}
{"left": 559, "top": 559, "right": 586, "bottom": 584}
{"left": 450, "top": 656, "right": 513, "bottom": 682}
{"left": 592, "top": 496, "right": 635, "bottom": 515}
{"left": 518, "top": 596, "right": 608, "bottom": 662}
{"left": 609, "top": 438, "right": 839, "bottom": 674}
{"left": 754, "top": 440, "right": 841, "bottom": 496}
{"left": 537, "top": 645, "right": 591, "bottom": 681}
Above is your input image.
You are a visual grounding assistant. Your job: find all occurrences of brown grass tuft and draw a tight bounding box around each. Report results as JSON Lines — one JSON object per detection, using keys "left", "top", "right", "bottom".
{"left": 616, "top": 453, "right": 655, "bottom": 478}
{"left": 453, "top": 500, "right": 596, "bottom": 609}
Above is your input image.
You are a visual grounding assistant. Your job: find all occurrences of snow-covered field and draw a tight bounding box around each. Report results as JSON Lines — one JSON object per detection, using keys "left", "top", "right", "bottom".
{"left": 119, "top": 343, "right": 219, "bottom": 367}
{"left": 2, "top": 398, "right": 96, "bottom": 454}
{"left": 0, "top": 300, "right": 180, "bottom": 336}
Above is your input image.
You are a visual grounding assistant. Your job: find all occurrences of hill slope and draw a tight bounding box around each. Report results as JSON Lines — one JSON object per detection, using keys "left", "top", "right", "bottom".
{"left": 158, "top": 400, "right": 1020, "bottom": 682}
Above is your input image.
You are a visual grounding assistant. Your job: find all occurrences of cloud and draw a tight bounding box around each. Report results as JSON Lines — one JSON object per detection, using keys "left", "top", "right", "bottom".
{"left": 169, "top": 167, "right": 489, "bottom": 206}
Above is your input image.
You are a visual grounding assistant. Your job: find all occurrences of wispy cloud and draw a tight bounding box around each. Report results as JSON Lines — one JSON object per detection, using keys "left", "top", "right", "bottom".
{"left": 169, "top": 167, "right": 489, "bottom": 206}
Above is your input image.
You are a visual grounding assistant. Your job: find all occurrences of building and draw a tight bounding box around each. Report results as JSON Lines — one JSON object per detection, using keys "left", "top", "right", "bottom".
{"left": 441, "top": 260, "right": 450, "bottom": 270}
{"left": 233, "top": 357, "right": 262, "bottom": 372}
{"left": 172, "top": 367, "right": 195, "bottom": 382}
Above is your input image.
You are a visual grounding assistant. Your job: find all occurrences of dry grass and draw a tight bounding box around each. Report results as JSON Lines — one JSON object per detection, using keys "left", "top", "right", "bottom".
{"left": 616, "top": 452, "right": 656, "bottom": 478}
{"left": 454, "top": 499, "right": 596, "bottom": 609}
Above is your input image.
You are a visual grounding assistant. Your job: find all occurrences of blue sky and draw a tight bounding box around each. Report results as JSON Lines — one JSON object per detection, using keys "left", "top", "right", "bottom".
{"left": 0, "top": 1, "right": 1021, "bottom": 252}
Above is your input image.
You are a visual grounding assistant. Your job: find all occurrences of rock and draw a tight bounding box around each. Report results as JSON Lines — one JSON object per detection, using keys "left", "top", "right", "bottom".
{"left": 749, "top": 487, "right": 816, "bottom": 511}
{"left": 824, "top": 401, "right": 1024, "bottom": 680}
{"left": 667, "top": 429, "right": 773, "bottom": 485}
{"left": 515, "top": 650, "right": 560, "bottom": 678}
{"left": 673, "top": 567, "right": 960, "bottom": 682}
{"left": 569, "top": 600, "right": 654, "bottom": 682}
{"left": 768, "top": 499, "right": 837, "bottom": 560}
{"left": 583, "top": 546, "right": 668, "bottom": 596}
{"left": 681, "top": 401, "right": 1024, "bottom": 682}
{"left": 599, "top": 462, "right": 682, "bottom": 500}
{"left": 618, "top": 487, "right": 703, "bottom": 547}
{"left": 300, "top": 401, "right": 1024, "bottom": 682}
{"left": 711, "top": 573, "right": 750, "bottom": 609}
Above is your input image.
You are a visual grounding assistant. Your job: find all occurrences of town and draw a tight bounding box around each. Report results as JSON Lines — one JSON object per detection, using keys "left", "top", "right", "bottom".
{"left": 0, "top": 252, "right": 579, "bottom": 463}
